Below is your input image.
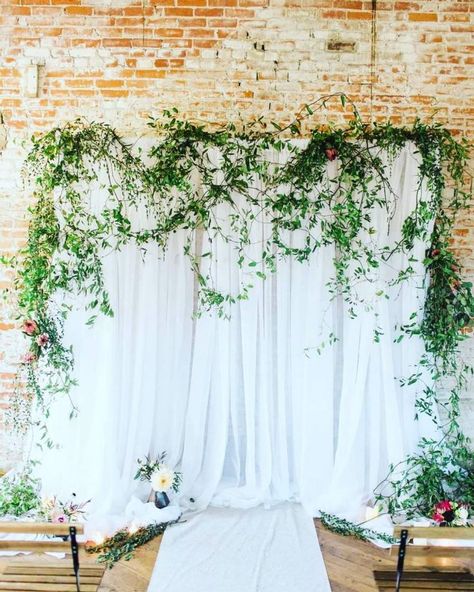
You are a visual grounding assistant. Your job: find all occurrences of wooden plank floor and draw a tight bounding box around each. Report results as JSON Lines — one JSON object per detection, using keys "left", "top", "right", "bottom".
{"left": 1, "top": 520, "right": 473, "bottom": 592}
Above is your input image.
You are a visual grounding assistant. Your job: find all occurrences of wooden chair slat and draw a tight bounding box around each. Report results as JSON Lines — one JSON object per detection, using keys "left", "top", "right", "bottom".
{"left": 375, "top": 569, "right": 472, "bottom": 579}
{"left": 0, "top": 574, "right": 101, "bottom": 584}
{"left": 375, "top": 584, "right": 474, "bottom": 590}
{"left": 0, "top": 524, "right": 105, "bottom": 592}
{"left": 0, "top": 523, "right": 84, "bottom": 536}
{"left": 0, "top": 541, "right": 72, "bottom": 553}
{"left": 375, "top": 526, "right": 474, "bottom": 591}
{"left": 4, "top": 564, "right": 104, "bottom": 577}
{"left": 0, "top": 583, "right": 98, "bottom": 591}
{"left": 393, "top": 526, "right": 474, "bottom": 540}
{"left": 390, "top": 544, "right": 474, "bottom": 558}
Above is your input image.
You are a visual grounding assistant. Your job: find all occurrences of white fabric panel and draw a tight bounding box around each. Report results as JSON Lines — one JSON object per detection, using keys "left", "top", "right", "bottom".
{"left": 147, "top": 503, "right": 331, "bottom": 592}
{"left": 37, "top": 140, "right": 434, "bottom": 524}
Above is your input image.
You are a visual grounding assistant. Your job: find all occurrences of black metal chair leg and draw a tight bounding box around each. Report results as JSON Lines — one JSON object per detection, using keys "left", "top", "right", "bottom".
{"left": 70, "top": 525, "right": 80, "bottom": 592}
{"left": 395, "top": 528, "right": 408, "bottom": 592}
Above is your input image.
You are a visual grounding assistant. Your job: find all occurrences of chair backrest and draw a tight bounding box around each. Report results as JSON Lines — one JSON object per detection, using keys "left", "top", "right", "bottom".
{"left": 388, "top": 525, "right": 474, "bottom": 592}
{"left": 0, "top": 522, "right": 86, "bottom": 591}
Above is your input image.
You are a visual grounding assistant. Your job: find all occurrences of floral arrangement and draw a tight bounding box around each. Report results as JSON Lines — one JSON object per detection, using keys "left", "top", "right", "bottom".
{"left": 135, "top": 454, "right": 182, "bottom": 494}
{"left": 38, "top": 493, "right": 90, "bottom": 524}
{"left": 21, "top": 319, "right": 50, "bottom": 364}
{"left": 432, "top": 500, "right": 470, "bottom": 527}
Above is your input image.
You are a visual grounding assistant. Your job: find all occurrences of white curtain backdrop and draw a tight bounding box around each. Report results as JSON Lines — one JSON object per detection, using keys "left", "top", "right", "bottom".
{"left": 37, "top": 140, "right": 435, "bottom": 524}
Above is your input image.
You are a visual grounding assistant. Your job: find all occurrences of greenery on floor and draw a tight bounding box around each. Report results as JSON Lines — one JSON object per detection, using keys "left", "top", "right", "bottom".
{"left": 85, "top": 520, "right": 179, "bottom": 568}
{"left": 319, "top": 511, "right": 397, "bottom": 546}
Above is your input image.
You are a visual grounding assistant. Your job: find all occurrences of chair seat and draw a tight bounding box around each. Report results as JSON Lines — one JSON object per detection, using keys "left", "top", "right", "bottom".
{"left": 0, "top": 561, "right": 106, "bottom": 591}
{"left": 374, "top": 569, "right": 474, "bottom": 591}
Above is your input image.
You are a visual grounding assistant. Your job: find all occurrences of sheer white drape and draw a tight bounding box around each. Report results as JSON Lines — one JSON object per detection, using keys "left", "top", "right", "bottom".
{"left": 37, "top": 141, "right": 435, "bottom": 522}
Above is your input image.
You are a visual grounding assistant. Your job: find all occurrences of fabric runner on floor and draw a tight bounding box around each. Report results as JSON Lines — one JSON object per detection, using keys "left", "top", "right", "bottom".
{"left": 147, "top": 503, "right": 332, "bottom": 592}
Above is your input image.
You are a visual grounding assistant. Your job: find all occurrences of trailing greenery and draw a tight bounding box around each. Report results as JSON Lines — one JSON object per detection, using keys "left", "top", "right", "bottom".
{"left": 375, "top": 435, "right": 474, "bottom": 520}
{"left": 3, "top": 94, "right": 473, "bottom": 519}
{"left": 0, "top": 465, "right": 40, "bottom": 517}
{"left": 319, "top": 511, "right": 397, "bottom": 545}
{"left": 85, "top": 520, "right": 178, "bottom": 568}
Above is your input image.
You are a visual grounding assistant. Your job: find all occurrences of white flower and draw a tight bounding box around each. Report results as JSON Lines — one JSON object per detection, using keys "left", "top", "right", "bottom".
{"left": 454, "top": 506, "right": 469, "bottom": 526}
{"left": 150, "top": 466, "right": 174, "bottom": 492}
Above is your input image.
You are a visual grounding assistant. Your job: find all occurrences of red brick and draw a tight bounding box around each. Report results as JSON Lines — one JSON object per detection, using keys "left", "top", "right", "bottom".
{"left": 408, "top": 13, "right": 438, "bottom": 22}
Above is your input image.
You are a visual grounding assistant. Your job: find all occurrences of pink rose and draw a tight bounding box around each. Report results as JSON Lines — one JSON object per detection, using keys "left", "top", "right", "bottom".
{"left": 432, "top": 510, "right": 444, "bottom": 523}
{"left": 22, "top": 320, "right": 38, "bottom": 335}
{"left": 325, "top": 147, "right": 338, "bottom": 162}
{"left": 36, "top": 333, "right": 49, "bottom": 347}
{"left": 22, "top": 351, "right": 37, "bottom": 364}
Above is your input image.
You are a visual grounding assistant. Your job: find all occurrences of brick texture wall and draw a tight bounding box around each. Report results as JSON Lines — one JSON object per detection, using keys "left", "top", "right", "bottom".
{"left": 0, "top": 0, "right": 473, "bottom": 468}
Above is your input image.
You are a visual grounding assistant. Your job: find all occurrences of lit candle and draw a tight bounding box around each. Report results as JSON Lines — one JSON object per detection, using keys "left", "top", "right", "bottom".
{"left": 93, "top": 532, "right": 105, "bottom": 545}
{"left": 128, "top": 522, "right": 139, "bottom": 535}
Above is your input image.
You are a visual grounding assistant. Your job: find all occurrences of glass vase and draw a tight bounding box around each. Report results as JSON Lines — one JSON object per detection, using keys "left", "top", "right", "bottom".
{"left": 154, "top": 491, "right": 170, "bottom": 509}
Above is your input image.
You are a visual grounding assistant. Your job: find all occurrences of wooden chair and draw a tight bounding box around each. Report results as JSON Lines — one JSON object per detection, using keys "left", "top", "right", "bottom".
{"left": 374, "top": 525, "right": 474, "bottom": 591}
{"left": 0, "top": 521, "right": 106, "bottom": 591}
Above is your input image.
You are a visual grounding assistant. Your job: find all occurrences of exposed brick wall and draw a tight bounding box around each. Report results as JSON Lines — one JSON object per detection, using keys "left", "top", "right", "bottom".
{"left": 0, "top": 0, "right": 473, "bottom": 468}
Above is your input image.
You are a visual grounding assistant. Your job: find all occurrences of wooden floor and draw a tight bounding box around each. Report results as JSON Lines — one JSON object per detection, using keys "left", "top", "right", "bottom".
{"left": 1, "top": 520, "right": 473, "bottom": 592}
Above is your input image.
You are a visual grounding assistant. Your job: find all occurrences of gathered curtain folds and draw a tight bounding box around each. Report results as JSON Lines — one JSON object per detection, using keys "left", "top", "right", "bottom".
{"left": 38, "top": 141, "right": 436, "bottom": 521}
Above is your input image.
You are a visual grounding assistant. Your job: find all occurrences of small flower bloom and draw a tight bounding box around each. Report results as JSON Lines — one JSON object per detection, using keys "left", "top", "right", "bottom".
{"left": 325, "top": 147, "right": 338, "bottom": 161}
{"left": 22, "top": 351, "right": 37, "bottom": 364}
{"left": 52, "top": 513, "right": 68, "bottom": 524}
{"left": 437, "top": 500, "right": 453, "bottom": 512}
{"left": 454, "top": 505, "right": 469, "bottom": 526}
{"left": 36, "top": 333, "right": 49, "bottom": 347}
{"left": 22, "top": 320, "right": 38, "bottom": 336}
{"left": 432, "top": 511, "right": 444, "bottom": 523}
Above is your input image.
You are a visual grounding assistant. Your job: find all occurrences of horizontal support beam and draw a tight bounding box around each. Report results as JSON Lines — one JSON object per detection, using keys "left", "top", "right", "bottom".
{"left": 0, "top": 541, "right": 74, "bottom": 553}
{"left": 390, "top": 544, "right": 474, "bottom": 558}
{"left": 393, "top": 526, "right": 474, "bottom": 540}
{"left": 0, "top": 522, "right": 84, "bottom": 535}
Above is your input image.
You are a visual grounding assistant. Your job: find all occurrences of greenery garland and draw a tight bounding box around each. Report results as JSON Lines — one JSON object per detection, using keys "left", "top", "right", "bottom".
{"left": 319, "top": 511, "right": 397, "bottom": 546}
{"left": 85, "top": 520, "right": 178, "bottom": 568}
{"left": 2, "top": 94, "right": 473, "bottom": 519}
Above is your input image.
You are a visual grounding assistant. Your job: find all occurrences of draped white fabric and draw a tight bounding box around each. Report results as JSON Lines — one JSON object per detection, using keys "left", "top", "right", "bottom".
{"left": 37, "top": 141, "right": 435, "bottom": 524}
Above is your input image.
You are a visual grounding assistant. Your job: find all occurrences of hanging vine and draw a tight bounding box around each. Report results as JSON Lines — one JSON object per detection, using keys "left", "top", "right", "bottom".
{"left": 2, "top": 95, "right": 473, "bottom": 518}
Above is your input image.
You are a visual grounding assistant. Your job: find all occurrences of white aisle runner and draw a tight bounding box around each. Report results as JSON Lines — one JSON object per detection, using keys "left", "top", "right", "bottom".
{"left": 148, "top": 503, "right": 332, "bottom": 592}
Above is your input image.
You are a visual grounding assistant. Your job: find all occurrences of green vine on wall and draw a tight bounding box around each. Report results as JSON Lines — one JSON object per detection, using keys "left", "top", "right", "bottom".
{"left": 3, "top": 95, "right": 473, "bottom": 518}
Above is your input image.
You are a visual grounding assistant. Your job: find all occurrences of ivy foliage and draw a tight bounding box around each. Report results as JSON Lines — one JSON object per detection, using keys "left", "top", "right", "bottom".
{"left": 0, "top": 465, "right": 41, "bottom": 517}
{"left": 3, "top": 94, "right": 474, "bottom": 518}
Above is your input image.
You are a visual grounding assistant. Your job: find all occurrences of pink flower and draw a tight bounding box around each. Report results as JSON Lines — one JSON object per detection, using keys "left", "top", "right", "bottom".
{"left": 325, "top": 147, "right": 338, "bottom": 162}
{"left": 52, "top": 513, "right": 68, "bottom": 524}
{"left": 22, "top": 351, "right": 37, "bottom": 364}
{"left": 22, "top": 320, "right": 38, "bottom": 336}
{"left": 432, "top": 510, "right": 444, "bottom": 523}
{"left": 432, "top": 500, "right": 456, "bottom": 524}
{"left": 36, "top": 333, "right": 49, "bottom": 347}
{"left": 437, "top": 500, "right": 453, "bottom": 512}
